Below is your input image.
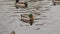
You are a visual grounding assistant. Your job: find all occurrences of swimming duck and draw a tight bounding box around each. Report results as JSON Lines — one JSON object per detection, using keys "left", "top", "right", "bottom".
{"left": 29, "top": 14, "right": 34, "bottom": 25}
{"left": 15, "top": 1, "right": 28, "bottom": 9}
{"left": 20, "top": 14, "right": 34, "bottom": 25}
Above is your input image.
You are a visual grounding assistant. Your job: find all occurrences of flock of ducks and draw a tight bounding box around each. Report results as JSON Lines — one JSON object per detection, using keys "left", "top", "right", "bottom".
{"left": 11, "top": 1, "right": 36, "bottom": 34}
{"left": 11, "top": 0, "right": 60, "bottom": 34}
{"left": 14, "top": 0, "right": 60, "bottom": 25}
{"left": 15, "top": 0, "right": 36, "bottom": 26}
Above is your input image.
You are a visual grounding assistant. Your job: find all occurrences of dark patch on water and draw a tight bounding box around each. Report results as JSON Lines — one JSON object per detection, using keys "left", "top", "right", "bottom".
{"left": 20, "top": 25, "right": 30, "bottom": 27}
{"left": 33, "top": 21, "right": 38, "bottom": 23}
{"left": 20, "top": 10, "right": 26, "bottom": 11}
{"left": 35, "top": 28, "right": 40, "bottom": 30}
{"left": 20, "top": 25, "right": 24, "bottom": 27}
{"left": 25, "top": 25, "right": 29, "bottom": 26}
{"left": 14, "top": 12, "right": 29, "bottom": 13}
{"left": 5, "top": 12, "right": 10, "bottom": 13}
{"left": 34, "top": 18, "right": 40, "bottom": 20}
{"left": 35, "top": 24, "right": 43, "bottom": 26}
{"left": 32, "top": 12, "right": 41, "bottom": 15}
{"left": 42, "top": 16, "right": 47, "bottom": 17}
{"left": 41, "top": 11, "right": 47, "bottom": 13}
{"left": 35, "top": 23, "right": 46, "bottom": 26}
{"left": 46, "top": 8, "right": 50, "bottom": 10}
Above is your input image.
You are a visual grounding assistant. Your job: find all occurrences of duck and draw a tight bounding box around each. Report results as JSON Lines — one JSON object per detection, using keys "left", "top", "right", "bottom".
{"left": 11, "top": 31, "right": 16, "bottom": 34}
{"left": 20, "top": 14, "right": 34, "bottom": 25}
{"left": 15, "top": 1, "right": 28, "bottom": 9}
{"left": 29, "top": 14, "right": 34, "bottom": 25}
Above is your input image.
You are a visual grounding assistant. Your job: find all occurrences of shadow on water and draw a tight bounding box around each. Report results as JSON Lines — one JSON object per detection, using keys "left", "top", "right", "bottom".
{"left": 20, "top": 24, "right": 30, "bottom": 26}
{"left": 20, "top": 25, "right": 24, "bottom": 27}
{"left": 41, "top": 16, "right": 47, "bottom": 17}
{"left": 35, "top": 28, "right": 40, "bottom": 30}
{"left": 25, "top": 25, "right": 29, "bottom": 26}
{"left": 35, "top": 23, "right": 46, "bottom": 26}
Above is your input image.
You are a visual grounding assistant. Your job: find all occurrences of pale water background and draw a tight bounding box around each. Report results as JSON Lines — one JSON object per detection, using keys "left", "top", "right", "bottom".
{"left": 0, "top": 0, "right": 60, "bottom": 34}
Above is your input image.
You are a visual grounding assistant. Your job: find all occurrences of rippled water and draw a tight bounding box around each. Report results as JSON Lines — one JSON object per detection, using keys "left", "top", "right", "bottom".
{"left": 1, "top": 0, "right": 60, "bottom": 34}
